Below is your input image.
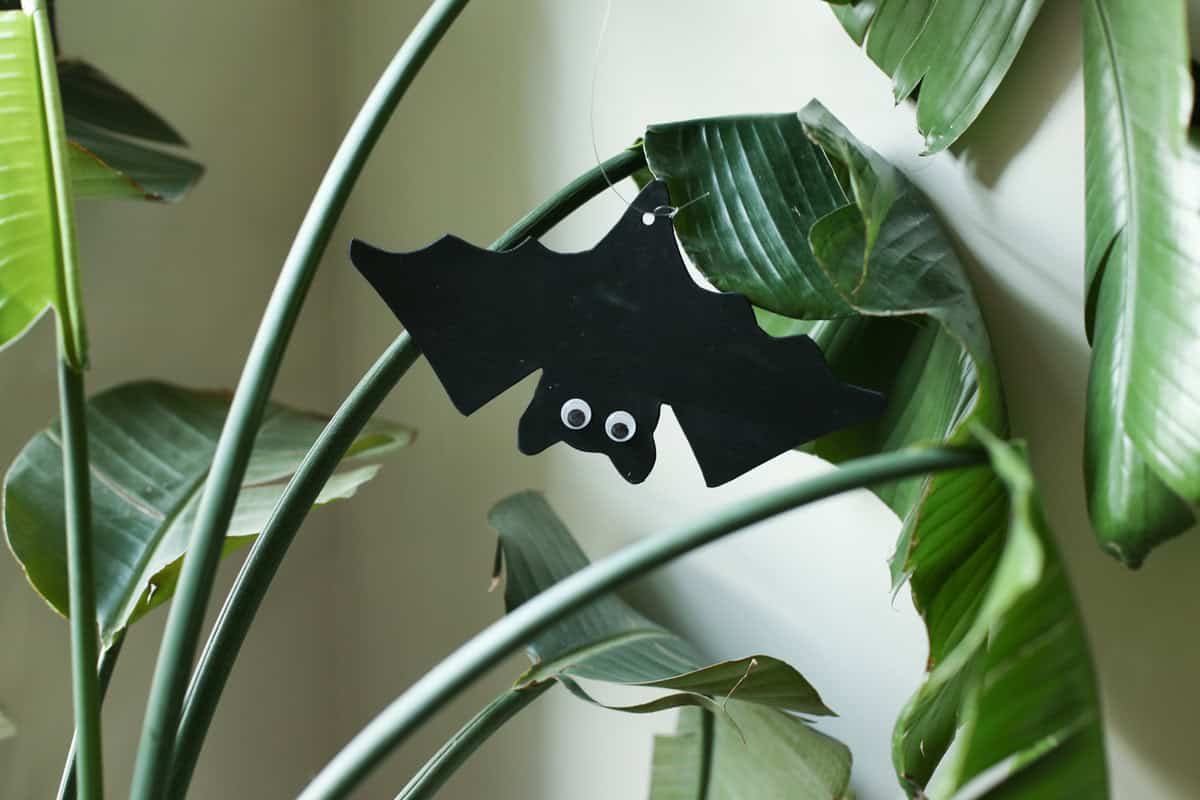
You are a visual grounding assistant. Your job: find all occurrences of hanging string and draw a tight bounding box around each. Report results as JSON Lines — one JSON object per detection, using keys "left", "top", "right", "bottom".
{"left": 589, "top": 0, "right": 708, "bottom": 219}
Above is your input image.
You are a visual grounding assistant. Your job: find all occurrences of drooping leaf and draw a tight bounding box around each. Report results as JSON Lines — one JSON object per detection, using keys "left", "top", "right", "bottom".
{"left": 0, "top": 8, "right": 86, "bottom": 366}
{"left": 823, "top": 0, "right": 1046, "bottom": 153}
{"left": 917, "top": 429, "right": 1107, "bottom": 799}
{"left": 649, "top": 703, "right": 852, "bottom": 800}
{"left": 3, "top": 381, "right": 413, "bottom": 648}
{"left": 58, "top": 60, "right": 186, "bottom": 146}
{"left": 59, "top": 60, "right": 203, "bottom": 202}
{"left": 490, "top": 491, "right": 832, "bottom": 719}
{"left": 1081, "top": 0, "right": 1198, "bottom": 565}
{"left": 642, "top": 106, "right": 1105, "bottom": 797}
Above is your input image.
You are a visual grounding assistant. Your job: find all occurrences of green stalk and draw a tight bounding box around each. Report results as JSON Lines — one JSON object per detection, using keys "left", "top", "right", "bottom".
{"left": 298, "top": 446, "right": 986, "bottom": 799}
{"left": 57, "top": 633, "right": 127, "bottom": 800}
{"left": 394, "top": 683, "right": 554, "bottom": 800}
{"left": 167, "top": 148, "right": 647, "bottom": 795}
{"left": 27, "top": 0, "right": 101, "bottom": 795}
{"left": 128, "top": 2, "right": 472, "bottom": 796}
{"left": 55, "top": 361, "right": 102, "bottom": 800}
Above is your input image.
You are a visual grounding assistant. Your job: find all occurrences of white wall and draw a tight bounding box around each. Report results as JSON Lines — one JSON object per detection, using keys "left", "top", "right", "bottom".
{"left": 2, "top": 1, "right": 1198, "bottom": 799}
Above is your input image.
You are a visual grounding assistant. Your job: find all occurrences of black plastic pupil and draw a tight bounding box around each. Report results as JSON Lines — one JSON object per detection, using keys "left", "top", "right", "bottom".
{"left": 610, "top": 422, "right": 630, "bottom": 440}
{"left": 567, "top": 409, "right": 587, "bottom": 427}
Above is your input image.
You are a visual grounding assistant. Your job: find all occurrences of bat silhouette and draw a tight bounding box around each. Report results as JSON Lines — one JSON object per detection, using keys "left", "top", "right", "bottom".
{"left": 351, "top": 180, "right": 885, "bottom": 487}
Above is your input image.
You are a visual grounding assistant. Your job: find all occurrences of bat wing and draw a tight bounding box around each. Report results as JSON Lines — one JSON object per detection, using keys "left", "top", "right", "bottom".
{"left": 669, "top": 331, "right": 885, "bottom": 487}
{"left": 351, "top": 235, "right": 561, "bottom": 415}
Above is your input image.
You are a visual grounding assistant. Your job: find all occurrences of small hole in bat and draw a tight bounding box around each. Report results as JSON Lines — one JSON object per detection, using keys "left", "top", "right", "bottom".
{"left": 641, "top": 212, "right": 655, "bottom": 226}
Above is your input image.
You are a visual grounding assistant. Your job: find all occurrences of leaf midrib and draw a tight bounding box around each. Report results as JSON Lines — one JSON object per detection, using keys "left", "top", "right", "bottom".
{"left": 1091, "top": 0, "right": 1137, "bottom": 310}
{"left": 519, "top": 628, "right": 687, "bottom": 685}
{"left": 53, "top": 403, "right": 286, "bottom": 637}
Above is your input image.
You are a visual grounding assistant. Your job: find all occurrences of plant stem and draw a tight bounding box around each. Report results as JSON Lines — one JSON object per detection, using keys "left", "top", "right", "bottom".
{"left": 55, "top": 359, "right": 102, "bottom": 800}
{"left": 167, "top": 147, "right": 647, "bottom": 795}
{"left": 394, "top": 682, "right": 554, "bottom": 800}
{"left": 28, "top": 0, "right": 101, "bottom": 794}
{"left": 127, "top": 2, "right": 472, "bottom": 796}
{"left": 297, "top": 446, "right": 987, "bottom": 800}
{"left": 57, "top": 633, "right": 126, "bottom": 800}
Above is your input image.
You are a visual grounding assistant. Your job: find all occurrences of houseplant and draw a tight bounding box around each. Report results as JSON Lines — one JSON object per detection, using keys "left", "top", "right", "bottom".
{"left": 4, "top": 0, "right": 1195, "bottom": 797}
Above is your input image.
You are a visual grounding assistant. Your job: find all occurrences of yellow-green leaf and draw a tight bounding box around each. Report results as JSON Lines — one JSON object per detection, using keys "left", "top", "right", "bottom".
{"left": 0, "top": 8, "right": 86, "bottom": 365}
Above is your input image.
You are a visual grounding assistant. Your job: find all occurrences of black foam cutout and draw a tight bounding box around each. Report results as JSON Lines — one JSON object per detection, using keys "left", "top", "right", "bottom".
{"left": 351, "top": 180, "right": 885, "bottom": 487}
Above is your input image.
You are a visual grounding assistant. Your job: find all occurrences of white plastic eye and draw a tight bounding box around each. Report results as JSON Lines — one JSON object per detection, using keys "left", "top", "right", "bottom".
{"left": 560, "top": 398, "right": 592, "bottom": 430}
{"left": 605, "top": 411, "right": 636, "bottom": 443}
{"left": 641, "top": 212, "right": 656, "bottom": 226}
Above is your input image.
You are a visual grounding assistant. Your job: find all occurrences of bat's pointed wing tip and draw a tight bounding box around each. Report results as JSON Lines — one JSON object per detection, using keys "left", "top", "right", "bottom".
{"left": 349, "top": 238, "right": 391, "bottom": 283}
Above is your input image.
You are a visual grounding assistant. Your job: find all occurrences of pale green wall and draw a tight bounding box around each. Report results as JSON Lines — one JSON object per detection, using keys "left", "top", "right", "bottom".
{"left": 2, "top": 1, "right": 1198, "bottom": 798}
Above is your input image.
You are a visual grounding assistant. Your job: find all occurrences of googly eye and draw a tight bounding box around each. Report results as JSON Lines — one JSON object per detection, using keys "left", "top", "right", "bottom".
{"left": 560, "top": 398, "right": 592, "bottom": 430}
{"left": 605, "top": 410, "right": 636, "bottom": 443}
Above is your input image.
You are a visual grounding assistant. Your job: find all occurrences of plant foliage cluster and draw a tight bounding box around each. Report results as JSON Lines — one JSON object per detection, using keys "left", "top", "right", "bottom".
{"left": 1, "top": 0, "right": 1194, "bottom": 798}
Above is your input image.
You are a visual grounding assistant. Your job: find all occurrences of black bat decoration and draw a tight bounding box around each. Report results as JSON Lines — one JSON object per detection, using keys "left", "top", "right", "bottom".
{"left": 351, "top": 180, "right": 885, "bottom": 487}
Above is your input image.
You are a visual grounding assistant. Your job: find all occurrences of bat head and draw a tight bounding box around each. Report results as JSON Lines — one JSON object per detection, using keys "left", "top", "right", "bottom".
{"left": 518, "top": 365, "right": 662, "bottom": 484}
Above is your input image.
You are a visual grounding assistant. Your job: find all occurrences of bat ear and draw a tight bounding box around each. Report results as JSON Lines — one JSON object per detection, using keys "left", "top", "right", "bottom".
{"left": 607, "top": 438, "right": 656, "bottom": 485}
{"left": 631, "top": 179, "right": 671, "bottom": 210}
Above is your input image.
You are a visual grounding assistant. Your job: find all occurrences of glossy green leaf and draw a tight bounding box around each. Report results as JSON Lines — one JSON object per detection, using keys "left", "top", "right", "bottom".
{"left": 4, "top": 381, "right": 413, "bottom": 648}
{"left": 824, "top": 0, "right": 1045, "bottom": 153}
{"left": 490, "top": 491, "right": 833, "bottom": 720}
{"left": 59, "top": 60, "right": 203, "bottom": 202}
{"left": 58, "top": 60, "right": 186, "bottom": 146}
{"left": 918, "top": 429, "right": 1107, "bottom": 799}
{"left": 0, "top": 9, "right": 86, "bottom": 366}
{"left": 642, "top": 105, "right": 1105, "bottom": 797}
{"left": 649, "top": 703, "right": 852, "bottom": 800}
{"left": 1081, "top": 0, "right": 1198, "bottom": 565}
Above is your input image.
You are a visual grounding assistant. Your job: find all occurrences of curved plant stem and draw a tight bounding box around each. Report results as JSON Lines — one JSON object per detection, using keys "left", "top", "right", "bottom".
{"left": 166, "top": 333, "right": 420, "bottom": 797}
{"left": 394, "top": 682, "right": 554, "bottom": 800}
{"left": 127, "top": 2, "right": 473, "bottom": 797}
{"left": 57, "top": 633, "right": 126, "bottom": 800}
{"left": 298, "top": 446, "right": 986, "bottom": 800}
{"left": 166, "top": 147, "right": 647, "bottom": 795}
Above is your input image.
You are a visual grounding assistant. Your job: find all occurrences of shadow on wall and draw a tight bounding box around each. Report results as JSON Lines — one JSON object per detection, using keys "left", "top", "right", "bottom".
{"left": 324, "top": 1, "right": 566, "bottom": 799}
{"left": 952, "top": 226, "right": 1200, "bottom": 800}
{"left": 933, "top": 2, "right": 1200, "bottom": 793}
{"left": 950, "top": 0, "right": 1083, "bottom": 186}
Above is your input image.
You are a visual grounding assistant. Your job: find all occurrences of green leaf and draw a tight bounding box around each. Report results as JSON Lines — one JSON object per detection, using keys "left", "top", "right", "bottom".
{"left": 1081, "top": 0, "right": 1198, "bottom": 565}
{"left": 58, "top": 60, "right": 186, "bottom": 145}
{"left": 824, "top": 0, "right": 1046, "bottom": 153}
{"left": 917, "top": 429, "right": 1107, "bottom": 799}
{"left": 3, "top": 381, "right": 412, "bottom": 648}
{"left": 649, "top": 703, "right": 852, "bottom": 800}
{"left": 59, "top": 60, "right": 203, "bottom": 202}
{"left": 490, "top": 491, "right": 832, "bottom": 719}
{"left": 0, "top": 707, "right": 14, "bottom": 740}
{"left": 0, "top": 8, "right": 86, "bottom": 366}
{"left": 642, "top": 106, "right": 1105, "bottom": 797}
